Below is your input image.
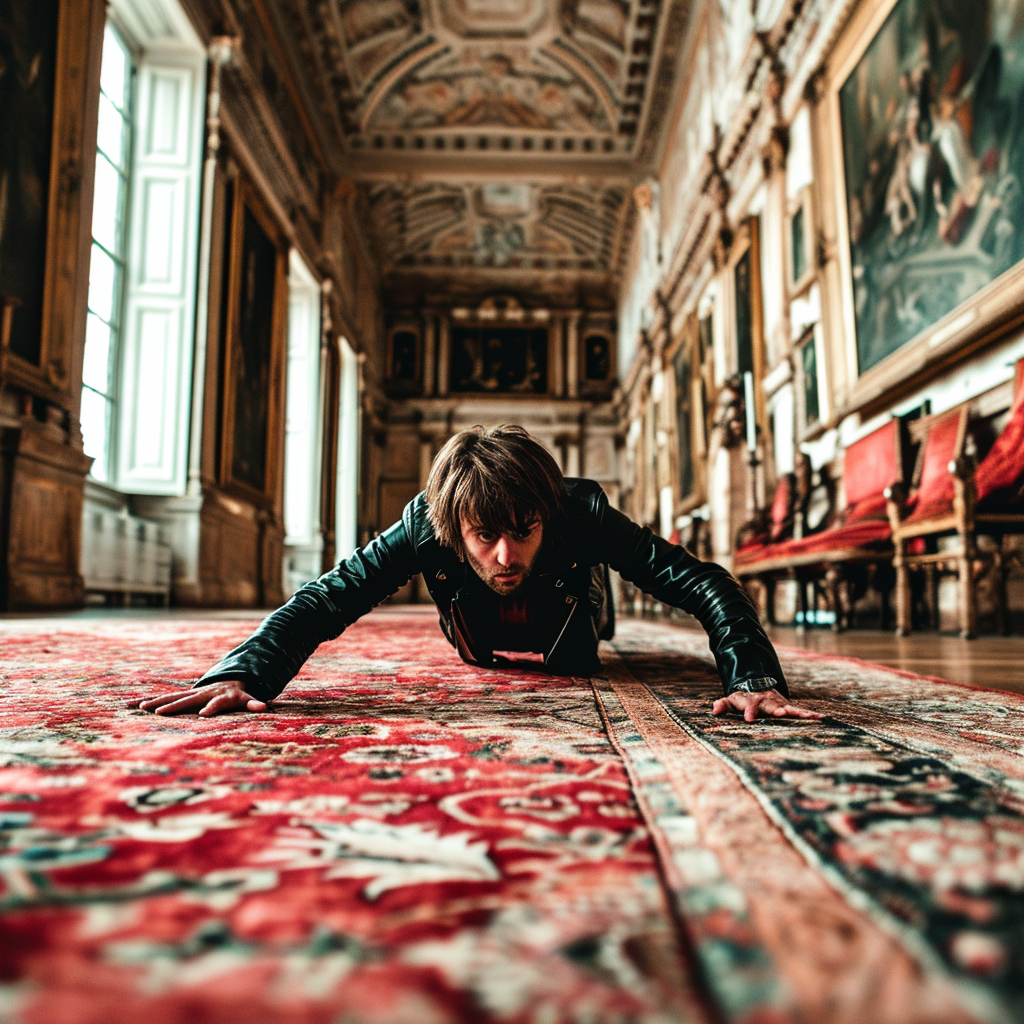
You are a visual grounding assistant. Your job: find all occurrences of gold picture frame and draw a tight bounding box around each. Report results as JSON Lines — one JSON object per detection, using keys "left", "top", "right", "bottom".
{"left": 218, "top": 177, "right": 288, "bottom": 505}
{"left": 812, "top": 0, "right": 1024, "bottom": 415}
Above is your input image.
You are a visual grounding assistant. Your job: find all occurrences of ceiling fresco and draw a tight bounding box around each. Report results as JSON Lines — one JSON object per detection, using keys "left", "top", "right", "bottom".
{"left": 366, "top": 181, "right": 629, "bottom": 273}
{"left": 264, "top": 0, "right": 692, "bottom": 280}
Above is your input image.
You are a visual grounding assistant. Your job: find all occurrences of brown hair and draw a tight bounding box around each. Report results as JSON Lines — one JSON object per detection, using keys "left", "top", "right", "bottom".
{"left": 425, "top": 425, "right": 565, "bottom": 555}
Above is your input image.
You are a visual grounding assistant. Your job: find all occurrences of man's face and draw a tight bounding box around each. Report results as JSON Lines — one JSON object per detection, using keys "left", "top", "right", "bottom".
{"left": 460, "top": 516, "right": 544, "bottom": 596}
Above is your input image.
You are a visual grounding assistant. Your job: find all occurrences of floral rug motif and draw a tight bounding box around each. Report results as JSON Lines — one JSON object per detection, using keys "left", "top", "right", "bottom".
{"left": 607, "top": 622, "right": 1024, "bottom": 1024}
{"left": 0, "top": 613, "right": 705, "bottom": 1024}
{"left": 0, "top": 611, "right": 1019, "bottom": 1023}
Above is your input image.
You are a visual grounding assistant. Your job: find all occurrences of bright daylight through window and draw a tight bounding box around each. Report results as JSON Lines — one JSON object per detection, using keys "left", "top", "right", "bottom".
{"left": 81, "top": 23, "right": 133, "bottom": 482}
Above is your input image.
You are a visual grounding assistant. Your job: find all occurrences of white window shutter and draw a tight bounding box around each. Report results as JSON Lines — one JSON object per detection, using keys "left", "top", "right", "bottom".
{"left": 116, "top": 52, "right": 205, "bottom": 493}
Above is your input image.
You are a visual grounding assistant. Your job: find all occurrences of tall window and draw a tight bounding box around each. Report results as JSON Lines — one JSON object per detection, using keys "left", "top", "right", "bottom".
{"left": 81, "top": 24, "right": 134, "bottom": 482}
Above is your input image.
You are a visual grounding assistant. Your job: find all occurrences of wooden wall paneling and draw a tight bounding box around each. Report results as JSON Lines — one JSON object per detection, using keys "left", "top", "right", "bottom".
{"left": 0, "top": 423, "right": 93, "bottom": 608}
{"left": 0, "top": 0, "right": 105, "bottom": 412}
{"left": 0, "top": 0, "right": 103, "bottom": 610}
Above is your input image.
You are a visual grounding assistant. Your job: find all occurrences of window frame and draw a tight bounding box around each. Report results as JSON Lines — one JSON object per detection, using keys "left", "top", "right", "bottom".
{"left": 81, "top": 18, "right": 138, "bottom": 483}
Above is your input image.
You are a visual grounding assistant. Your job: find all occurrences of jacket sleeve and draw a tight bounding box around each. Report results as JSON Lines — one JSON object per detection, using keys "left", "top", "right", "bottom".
{"left": 594, "top": 501, "right": 788, "bottom": 697}
{"left": 194, "top": 516, "right": 420, "bottom": 702}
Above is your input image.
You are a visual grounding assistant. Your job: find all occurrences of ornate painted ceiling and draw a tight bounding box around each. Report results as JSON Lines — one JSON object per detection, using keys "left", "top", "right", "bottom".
{"left": 366, "top": 182, "right": 629, "bottom": 272}
{"left": 263, "top": 0, "right": 694, "bottom": 283}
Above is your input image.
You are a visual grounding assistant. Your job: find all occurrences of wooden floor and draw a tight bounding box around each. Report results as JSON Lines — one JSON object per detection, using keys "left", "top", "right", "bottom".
{"left": 2, "top": 605, "right": 1023, "bottom": 695}
{"left": 763, "top": 625, "right": 1024, "bottom": 695}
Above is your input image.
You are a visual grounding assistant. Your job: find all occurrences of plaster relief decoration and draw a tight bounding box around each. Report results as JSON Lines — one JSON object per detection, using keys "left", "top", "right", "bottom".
{"left": 840, "top": 0, "right": 1024, "bottom": 372}
{"left": 366, "top": 181, "right": 627, "bottom": 271}
{"left": 370, "top": 47, "right": 609, "bottom": 134}
{"left": 298, "top": 0, "right": 680, "bottom": 156}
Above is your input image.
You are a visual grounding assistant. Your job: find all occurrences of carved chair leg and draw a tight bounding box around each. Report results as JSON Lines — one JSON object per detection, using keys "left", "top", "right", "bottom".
{"left": 959, "top": 542, "right": 978, "bottom": 640}
{"left": 824, "top": 566, "right": 846, "bottom": 632}
{"left": 994, "top": 549, "right": 1009, "bottom": 636}
{"left": 894, "top": 548, "right": 912, "bottom": 637}
{"left": 924, "top": 564, "right": 939, "bottom": 630}
{"left": 796, "top": 574, "right": 808, "bottom": 634}
{"left": 763, "top": 576, "right": 776, "bottom": 626}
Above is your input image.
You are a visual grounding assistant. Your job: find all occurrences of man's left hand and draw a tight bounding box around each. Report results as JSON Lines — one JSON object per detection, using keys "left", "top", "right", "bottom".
{"left": 712, "top": 688, "right": 822, "bottom": 722}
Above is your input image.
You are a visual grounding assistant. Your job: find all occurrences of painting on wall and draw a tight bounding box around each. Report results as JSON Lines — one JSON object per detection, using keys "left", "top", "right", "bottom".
{"left": 450, "top": 326, "right": 548, "bottom": 393}
{"left": 390, "top": 330, "right": 418, "bottom": 381}
{"left": 0, "top": 0, "right": 59, "bottom": 367}
{"left": 584, "top": 334, "right": 611, "bottom": 380}
{"left": 839, "top": 0, "right": 1024, "bottom": 372}
{"left": 221, "top": 186, "right": 283, "bottom": 497}
{"left": 801, "top": 329, "right": 820, "bottom": 427}
{"left": 673, "top": 343, "right": 695, "bottom": 501}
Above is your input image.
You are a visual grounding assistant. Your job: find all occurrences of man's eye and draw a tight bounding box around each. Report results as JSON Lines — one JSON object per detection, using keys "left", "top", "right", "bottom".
{"left": 476, "top": 532, "right": 496, "bottom": 543}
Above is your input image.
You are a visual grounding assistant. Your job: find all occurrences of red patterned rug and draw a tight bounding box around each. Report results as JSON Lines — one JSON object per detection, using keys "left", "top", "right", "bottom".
{"left": 0, "top": 610, "right": 1020, "bottom": 1024}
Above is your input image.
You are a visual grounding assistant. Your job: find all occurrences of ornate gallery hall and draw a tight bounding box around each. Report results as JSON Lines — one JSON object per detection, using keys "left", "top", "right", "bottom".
{"left": 3, "top": 0, "right": 1024, "bottom": 1019}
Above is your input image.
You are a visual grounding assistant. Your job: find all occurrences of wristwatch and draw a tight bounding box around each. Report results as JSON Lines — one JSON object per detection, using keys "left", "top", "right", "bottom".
{"left": 729, "top": 676, "right": 780, "bottom": 695}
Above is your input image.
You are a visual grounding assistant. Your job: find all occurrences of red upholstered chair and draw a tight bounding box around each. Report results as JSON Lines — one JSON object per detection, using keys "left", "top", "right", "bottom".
{"left": 735, "top": 472, "right": 797, "bottom": 565}
{"left": 888, "top": 359, "right": 1024, "bottom": 637}
{"left": 886, "top": 407, "right": 968, "bottom": 635}
{"left": 734, "top": 420, "right": 902, "bottom": 630}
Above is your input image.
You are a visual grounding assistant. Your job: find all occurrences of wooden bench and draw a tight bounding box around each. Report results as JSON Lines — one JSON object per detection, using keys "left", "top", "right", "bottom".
{"left": 888, "top": 358, "right": 1024, "bottom": 637}
{"left": 735, "top": 419, "right": 906, "bottom": 630}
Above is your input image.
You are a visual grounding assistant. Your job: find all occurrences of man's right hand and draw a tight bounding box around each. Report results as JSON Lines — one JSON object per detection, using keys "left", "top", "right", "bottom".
{"left": 138, "top": 680, "right": 268, "bottom": 717}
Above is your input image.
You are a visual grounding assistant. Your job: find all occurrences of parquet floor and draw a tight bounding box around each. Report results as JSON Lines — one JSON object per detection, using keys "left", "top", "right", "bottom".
{"left": 765, "top": 625, "right": 1024, "bottom": 695}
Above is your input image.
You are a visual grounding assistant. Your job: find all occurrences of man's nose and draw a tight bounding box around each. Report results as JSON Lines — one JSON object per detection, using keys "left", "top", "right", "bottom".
{"left": 495, "top": 536, "right": 517, "bottom": 566}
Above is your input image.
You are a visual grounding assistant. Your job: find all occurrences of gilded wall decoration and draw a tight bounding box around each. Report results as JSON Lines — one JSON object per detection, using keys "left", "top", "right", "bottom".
{"left": 840, "top": 0, "right": 1024, "bottom": 372}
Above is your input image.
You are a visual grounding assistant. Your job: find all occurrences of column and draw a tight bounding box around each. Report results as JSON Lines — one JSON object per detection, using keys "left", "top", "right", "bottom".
{"left": 422, "top": 313, "right": 436, "bottom": 396}
{"left": 566, "top": 311, "right": 580, "bottom": 400}
{"left": 437, "top": 315, "right": 450, "bottom": 397}
{"left": 551, "top": 313, "right": 565, "bottom": 397}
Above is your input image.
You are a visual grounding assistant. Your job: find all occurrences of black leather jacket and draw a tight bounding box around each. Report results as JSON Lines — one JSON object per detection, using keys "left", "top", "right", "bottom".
{"left": 197, "top": 478, "right": 787, "bottom": 702}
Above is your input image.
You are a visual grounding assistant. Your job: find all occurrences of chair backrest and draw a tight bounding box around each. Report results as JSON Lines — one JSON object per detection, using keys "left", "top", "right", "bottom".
{"left": 907, "top": 407, "right": 967, "bottom": 518}
{"left": 767, "top": 472, "right": 796, "bottom": 542}
{"left": 841, "top": 420, "right": 901, "bottom": 522}
{"left": 975, "top": 356, "right": 1024, "bottom": 507}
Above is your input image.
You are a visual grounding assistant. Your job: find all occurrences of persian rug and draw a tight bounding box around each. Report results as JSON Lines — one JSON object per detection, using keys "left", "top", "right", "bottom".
{"left": 0, "top": 611, "right": 1021, "bottom": 1024}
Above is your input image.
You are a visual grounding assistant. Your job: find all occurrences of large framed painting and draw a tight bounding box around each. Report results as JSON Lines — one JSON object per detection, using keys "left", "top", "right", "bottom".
{"left": 219, "top": 180, "right": 286, "bottom": 502}
{"left": 0, "top": 0, "right": 59, "bottom": 369}
{"left": 821, "top": 0, "right": 1024, "bottom": 400}
{"left": 449, "top": 325, "right": 548, "bottom": 394}
{"left": 728, "top": 218, "right": 765, "bottom": 433}
{"left": 671, "top": 322, "right": 697, "bottom": 506}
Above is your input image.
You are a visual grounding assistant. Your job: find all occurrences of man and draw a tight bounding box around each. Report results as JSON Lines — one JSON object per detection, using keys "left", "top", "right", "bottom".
{"left": 141, "top": 425, "right": 819, "bottom": 723}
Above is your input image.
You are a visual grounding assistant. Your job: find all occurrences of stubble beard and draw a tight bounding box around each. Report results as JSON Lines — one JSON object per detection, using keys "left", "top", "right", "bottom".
{"left": 465, "top": 550, "right": 532, "bottom": 596}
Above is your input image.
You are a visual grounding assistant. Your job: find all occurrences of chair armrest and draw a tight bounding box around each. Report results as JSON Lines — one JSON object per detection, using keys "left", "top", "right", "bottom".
{"left": 885, "top": 480, "right": 909, "bottom": 530}
{"left": 951, "top": 435, "right": 978, "bottom": 524}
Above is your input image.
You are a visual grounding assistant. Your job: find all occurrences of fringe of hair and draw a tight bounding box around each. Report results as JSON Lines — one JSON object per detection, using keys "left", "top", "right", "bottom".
{"left": 425, "top": 425, "right": 566, "bottom": 556}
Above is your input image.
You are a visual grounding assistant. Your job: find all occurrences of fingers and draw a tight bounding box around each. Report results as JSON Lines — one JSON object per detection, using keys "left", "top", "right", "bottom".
{"left": 245, "top": 699, "right": 268, "bottom": 712}
{"left": 197, "top": 691, "right": 248, "bottom": 717}
{"left": 138, "top": 691, "right": 189, "bottom": 710}
{"left": 710, "top": 692, "right": 822, "bottom": 722}
{"left": 139, "top": 692, "right": 208, "bottom": 714}
{"left": 771, "top": 704, "right": 823, "bottom": 719}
